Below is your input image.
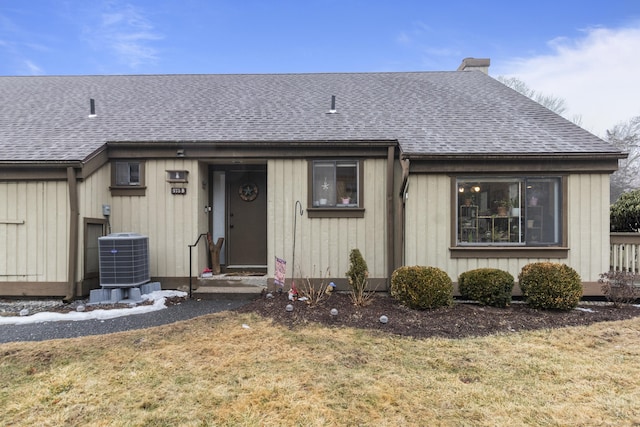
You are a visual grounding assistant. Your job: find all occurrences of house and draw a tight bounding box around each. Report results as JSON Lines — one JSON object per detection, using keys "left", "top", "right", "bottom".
{"left": 0, "top": 58, "right": 624, "bottom": 299}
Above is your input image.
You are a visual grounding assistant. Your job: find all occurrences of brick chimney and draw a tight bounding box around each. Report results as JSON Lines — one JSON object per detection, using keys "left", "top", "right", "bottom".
{"left": 457, "top": 57, "right": 490, "bottom": 74}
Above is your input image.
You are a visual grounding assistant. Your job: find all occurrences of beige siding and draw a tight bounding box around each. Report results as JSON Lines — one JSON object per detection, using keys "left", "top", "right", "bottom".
{"left": 268, "top": 159, "right": 388, "bottom": 281}
{"left": 109, "top": 159, "right": 203, "bottom": 279}
{"left": 0, "top": 181, "right": 68, "bottom": 282}
{"left": 404, "top": 173, "right": 611, "bottom": 283}
{"left": 76, "top": 164, "right": 111, "bottom": 279}
{"left": 565, "top": 173, "right": 610, "bottom": 281}
{"left": 78, "top": 164, "right": 111, "bottom": 219}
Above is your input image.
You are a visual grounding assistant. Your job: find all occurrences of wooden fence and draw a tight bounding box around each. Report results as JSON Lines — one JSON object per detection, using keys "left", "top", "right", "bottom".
{"left": 610, "top": 232, "right": 640, "bottom": 273}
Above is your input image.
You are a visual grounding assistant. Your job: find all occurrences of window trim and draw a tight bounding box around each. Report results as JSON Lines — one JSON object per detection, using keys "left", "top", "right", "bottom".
{"left": 450, "top": 175, "right": 568, "bottom": 254}
{"left": 306, "top": 159, "right": 365, "bottom": 218}
{"left": 83, "top": 217, "right": 107, "bottom": 279}
{"left": 110, "top": 160, "right": 146, "bottom": 196}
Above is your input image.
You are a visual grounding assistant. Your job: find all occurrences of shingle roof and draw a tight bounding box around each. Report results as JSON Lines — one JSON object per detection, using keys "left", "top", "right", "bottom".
{"left": 0, "top": 71, "right": 618, "bottom": 162}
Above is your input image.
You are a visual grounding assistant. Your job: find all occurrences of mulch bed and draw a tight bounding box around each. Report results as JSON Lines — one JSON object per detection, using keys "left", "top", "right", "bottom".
{"left": 235, "top": 291, "right": 640, "bottom": 339}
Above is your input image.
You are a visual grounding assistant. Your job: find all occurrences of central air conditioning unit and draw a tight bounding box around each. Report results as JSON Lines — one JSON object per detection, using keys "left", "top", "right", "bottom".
{"left": 98, "top": 232, "right": 150, "bottom": 287}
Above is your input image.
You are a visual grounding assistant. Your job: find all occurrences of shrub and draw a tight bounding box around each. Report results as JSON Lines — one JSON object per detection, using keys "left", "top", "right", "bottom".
{"left": 458, "top": 268, "right": 514, "bottom": 307}
{"left": 298, "top": 267, "right": 332, "bottom": 306}
{"left": 345, "top": 249, "right": 373, "bottom": 306}
{"left": 598, "top": 270, "right": 640, "bottom": 307}
{"left": 391, "top": 266, "right": 453, "bottom": 309}
{"left": 610, "top": 188, "right": 640, "bottom": 232}
{"left": 518, "top": 262, "right": 582, "bottom": 310}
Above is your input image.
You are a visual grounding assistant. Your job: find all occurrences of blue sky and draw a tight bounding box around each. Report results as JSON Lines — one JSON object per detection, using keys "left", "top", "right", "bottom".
{"left": 1, "top": 1, "right": 639, "bottom": 136}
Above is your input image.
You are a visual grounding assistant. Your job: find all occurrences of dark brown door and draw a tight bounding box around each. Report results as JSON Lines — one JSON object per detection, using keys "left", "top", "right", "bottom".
{"left": 226, "top": 169, "right": 267, "bottom": 268}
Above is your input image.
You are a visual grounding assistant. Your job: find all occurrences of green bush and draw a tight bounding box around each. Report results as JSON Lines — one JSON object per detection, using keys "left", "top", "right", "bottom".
{"left": 345, "top": 248, "right": 373, "bottom": 306}
{"left": 518, "top": 262, "right": 582, "bottom": 310}
{"left": 391, "top": 266, "right": 453, "bottom": 309}
{"left": 610, "top": 188, "right": 640, "bottom": 232}
{"left": 458, "top": 268, "right": 514, "bottom": 307}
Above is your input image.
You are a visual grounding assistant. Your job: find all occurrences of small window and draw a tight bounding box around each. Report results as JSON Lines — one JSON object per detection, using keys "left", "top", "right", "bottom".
{"left": 166, "top": 170, "right": 189, "bottom": 183}
{"left": 116, "top": 161, "right": 140, "bottom": 186}
{"left": 456, "top": 177, "right": 562, "bottom": 246}
{"left": 308, "top": 160, "right": 364, "bottom": 218}
{"left": 312, "top": 160, "right": 359, "bottom": 207}
{"left": 110, "top": 161, "right": 146, "bottom": 196}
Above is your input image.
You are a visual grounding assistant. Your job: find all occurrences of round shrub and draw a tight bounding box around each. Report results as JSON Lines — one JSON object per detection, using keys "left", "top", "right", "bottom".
{"left": 391, "top": 266, "right": 453, "bottom": 309}
{"left": 458, "top": 268, "right": 514, "bottom": 308}
{"left": 518, "top": 262, "right": 582, "bottom": 310}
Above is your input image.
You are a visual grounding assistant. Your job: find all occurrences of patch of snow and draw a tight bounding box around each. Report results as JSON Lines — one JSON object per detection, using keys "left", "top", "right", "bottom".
{"left": 574, "top": 307, "right": 596, "bottom": 313}
{"left": 0, "top": 290, "right": 186, "bottom": 325}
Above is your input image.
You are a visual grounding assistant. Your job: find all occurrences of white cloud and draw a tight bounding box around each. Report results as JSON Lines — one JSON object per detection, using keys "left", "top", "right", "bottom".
{"left": 24, "top": 59, "right": 43, "bottom": 75}
{"left": 498, "top": 25, "right": 640, "bottom": 137}
{"left": 89, "top": 3, "right": 163, "bottom": 69}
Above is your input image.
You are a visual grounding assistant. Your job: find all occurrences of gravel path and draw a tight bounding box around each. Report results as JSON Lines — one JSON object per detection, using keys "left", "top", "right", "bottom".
{"left": 0, "top": 298, "right": 252, "bottom": 344}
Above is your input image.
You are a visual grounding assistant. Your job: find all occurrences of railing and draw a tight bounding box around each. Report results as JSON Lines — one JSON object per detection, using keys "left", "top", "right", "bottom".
{"left": 610, "top": 232, "right": 640, "bottom": 273}
{"left": 188, "top": 233, "right": 209, "bottom": 298}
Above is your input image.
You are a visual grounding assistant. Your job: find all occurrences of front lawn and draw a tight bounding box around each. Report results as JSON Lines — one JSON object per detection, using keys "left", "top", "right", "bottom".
{"left": 1, "top": 310, "right": 639, "bottom": 426}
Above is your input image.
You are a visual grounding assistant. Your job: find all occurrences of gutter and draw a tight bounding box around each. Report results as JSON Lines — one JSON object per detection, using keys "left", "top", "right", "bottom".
{"left": 401, "top": 151, "right": 627, "bottom": 160}
{"left": 66, "top": 167, "right": 80, "bottom": 301}
{"left": 0, "top": 160, "right": 84, "bottom": 167}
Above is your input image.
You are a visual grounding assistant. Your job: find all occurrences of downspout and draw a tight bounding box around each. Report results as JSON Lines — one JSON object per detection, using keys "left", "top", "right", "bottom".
{"left": 66, "top": 167, "right": 80, "bottom": 301}
{"left": 397, "top": 157, "right": 410, "bottom": 268}
{"left": 386, "top": 146, "right": 395, "bottom": 288}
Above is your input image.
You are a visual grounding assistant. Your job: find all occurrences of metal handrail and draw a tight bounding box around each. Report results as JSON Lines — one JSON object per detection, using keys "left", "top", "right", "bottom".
{"left": 188, "top": 233, "right": 208, "bottom": 298}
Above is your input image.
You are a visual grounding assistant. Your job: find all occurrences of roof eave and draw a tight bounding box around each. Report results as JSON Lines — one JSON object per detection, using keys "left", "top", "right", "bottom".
{"left": 402, "top": 152, "right": 625, "bottom": 174}
{"left": 401, "top": 152, "right": 626, "bottom": 161}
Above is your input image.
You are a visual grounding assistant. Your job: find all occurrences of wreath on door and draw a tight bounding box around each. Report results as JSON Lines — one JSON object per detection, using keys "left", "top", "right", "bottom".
{"left": 239, "top": 182, "right": 258, "bottom": 202}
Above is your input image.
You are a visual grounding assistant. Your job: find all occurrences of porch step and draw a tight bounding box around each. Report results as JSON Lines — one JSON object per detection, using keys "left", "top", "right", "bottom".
{"left": 191, "top": 274, "right": 268, "bottom": 300}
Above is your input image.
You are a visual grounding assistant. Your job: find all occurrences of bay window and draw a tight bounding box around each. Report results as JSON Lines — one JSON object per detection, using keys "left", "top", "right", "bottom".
{"left": 456, "top": 177, "right": 562, "bottom": 246}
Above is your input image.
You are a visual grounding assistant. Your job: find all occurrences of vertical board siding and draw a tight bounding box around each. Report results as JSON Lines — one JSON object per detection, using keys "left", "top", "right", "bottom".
{"left": 404, "top": 174, "right": 452, "bottom": 271}
{"left": 110, "top": 159, "right": 200, "bottom": 278}
{"left": 76, "top": 165, "right": 111, "bottom": 279}
{"left": 404, "top": 173, "right": 611, "bottom": 283}
{"left": 268, "top": 159, "right": 388, "bottom": 281}
{"left": 566, "top": 174, "right": 610, "bottom": 281}
{"left": 0, "top": 181, "right": 68, "bottom": 282}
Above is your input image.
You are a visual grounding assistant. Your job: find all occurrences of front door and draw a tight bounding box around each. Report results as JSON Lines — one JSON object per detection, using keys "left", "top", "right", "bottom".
{"left": 226, "top": 169, "right": 267, "bottom": 269}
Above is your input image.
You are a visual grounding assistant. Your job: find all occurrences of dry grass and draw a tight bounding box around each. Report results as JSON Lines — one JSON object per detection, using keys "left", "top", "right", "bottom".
{"left": 1, "top": 312, "right": 640, "bottom": 426}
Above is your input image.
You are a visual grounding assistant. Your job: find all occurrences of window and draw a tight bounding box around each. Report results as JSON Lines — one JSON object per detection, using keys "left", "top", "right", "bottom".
{"left": 110, "top": 161, "right": 146, "bottom": 196}
{"left": 312, "top": 160, "right": 359, "bottom": 207}
{"left": 115, "top": 161, "right": 140, "bottom": 186}
{"left": 456, "top": 177, "right": 562, "bottom": 246}
{"left": 166, "top": 170, "right": 189, "bottom": 183}
{"left": 308, "top": 160, "right": 364, "bottom": 218}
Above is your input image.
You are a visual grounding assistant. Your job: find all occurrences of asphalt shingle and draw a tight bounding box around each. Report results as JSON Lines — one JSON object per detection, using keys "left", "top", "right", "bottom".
{"left": 0, "top": 71, "right": 618, "bottom": 162}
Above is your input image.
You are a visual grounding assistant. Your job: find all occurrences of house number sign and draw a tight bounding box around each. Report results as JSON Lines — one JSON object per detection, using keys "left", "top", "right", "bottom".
{"left": 171, "top": 187, "right": 187, "bottom": 195}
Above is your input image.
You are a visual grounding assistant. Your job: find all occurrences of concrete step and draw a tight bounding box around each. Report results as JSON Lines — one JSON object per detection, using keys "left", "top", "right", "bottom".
{"left": 190, "top": 274, "right": 268, "bottom": 300}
